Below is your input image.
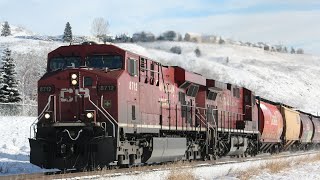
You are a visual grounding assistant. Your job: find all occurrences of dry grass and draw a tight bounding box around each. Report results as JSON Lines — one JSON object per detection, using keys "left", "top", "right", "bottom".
{"left": 237, "top": 160, "right": 291, "bottom": 180}
{"left": 237, "top": 153, "right": 320, "bottom": 180}
{"left": 163, "top": 161, "right": 196, "bottom": 180}
{"left": 166, "top": 169, "right": 195, "bottom": 180}
{"left": 237, "top": 166, "right": 262, "bottom": 180}
{"left": 263, "top": 160, "right": 291, "bottom": 173}
{"left": 307, "top": 153, "right": 320, "bottom": 162}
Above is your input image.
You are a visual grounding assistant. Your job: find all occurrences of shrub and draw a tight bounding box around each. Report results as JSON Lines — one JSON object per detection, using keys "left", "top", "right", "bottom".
{"left": 170, "top": 46, "right": 182, "bottom": 54}
{"left": 194, "top": 48, "right": 201, "bottom": 57}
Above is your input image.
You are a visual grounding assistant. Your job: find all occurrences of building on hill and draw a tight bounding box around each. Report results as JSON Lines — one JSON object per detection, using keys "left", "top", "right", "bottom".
{"left": 201, "top": 35, "right": 217, "bottom": 43}
{"left": 184, "top": 32, "right": 202, "bottom": 43}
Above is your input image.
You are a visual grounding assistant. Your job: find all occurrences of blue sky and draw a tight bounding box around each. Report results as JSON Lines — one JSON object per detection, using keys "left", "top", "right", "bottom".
{"left": 1, "top": 0, "right": 320, "bottom": 54}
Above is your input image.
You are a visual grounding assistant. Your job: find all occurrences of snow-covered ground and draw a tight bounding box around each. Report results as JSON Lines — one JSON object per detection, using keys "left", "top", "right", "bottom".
{"left": 1, "top": 116, "right": 320, "bottom": 179}
{"left": 1, "top": 29, "right": 320, "bottom": 178}
{"left": 51, "top": 153, "right": 320, "bottom": 180}
{"left": 0, "top": 116, "right": 45, "bottom": 175}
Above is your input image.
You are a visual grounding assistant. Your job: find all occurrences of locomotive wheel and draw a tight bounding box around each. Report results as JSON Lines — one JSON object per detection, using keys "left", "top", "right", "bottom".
{"left": 202, "top": 155, "right": 209, "bottom": 161}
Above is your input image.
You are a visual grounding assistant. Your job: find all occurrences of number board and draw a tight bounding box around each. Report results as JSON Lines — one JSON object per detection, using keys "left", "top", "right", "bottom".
{"left": 38, "top": 86, "right": 54, "bottom": 93}
{"left": 98, "top": 85, "right": 117, "bottom": 92}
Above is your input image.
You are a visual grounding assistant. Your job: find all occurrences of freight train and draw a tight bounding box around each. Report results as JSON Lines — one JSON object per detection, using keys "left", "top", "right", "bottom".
{"left": 29, "top": 43, "right": 320, "bottom": 170}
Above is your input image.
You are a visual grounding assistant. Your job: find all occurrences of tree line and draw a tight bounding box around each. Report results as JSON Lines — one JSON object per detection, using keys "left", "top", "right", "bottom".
{"left": 1, "top": 20, "right": 306, "bottom": 55}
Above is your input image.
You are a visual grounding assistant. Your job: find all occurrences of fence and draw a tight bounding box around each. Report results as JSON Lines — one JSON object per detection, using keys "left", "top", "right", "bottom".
{"left": 0, "top": 103, "right": 37, "bottom": 116}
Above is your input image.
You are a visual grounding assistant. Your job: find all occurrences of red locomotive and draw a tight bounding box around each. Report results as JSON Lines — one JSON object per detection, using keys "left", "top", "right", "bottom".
{"left": 29, "top": 43, "right": 320, "bottom": 170}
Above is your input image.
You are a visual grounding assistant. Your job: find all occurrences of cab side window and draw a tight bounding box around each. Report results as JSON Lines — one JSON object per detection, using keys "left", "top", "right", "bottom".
{"left": 128, "top": 59, "right": 137, "bottom": 76}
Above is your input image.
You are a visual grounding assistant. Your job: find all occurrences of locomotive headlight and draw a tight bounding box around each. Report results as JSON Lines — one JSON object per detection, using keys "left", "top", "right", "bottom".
{"left": 44, "top": 113, "right": 51, "bottom": 119}
{"left": 86, "top": 112, "right": 94, "bottom": 119}
{"left": 71, "top": 73, "right": 77, "bottom": 79}
{"left": 71, "top": 79, "right": 78, "bottom": 85}
{"left": 70, "top": 73, "right": 79, "bottom": 86}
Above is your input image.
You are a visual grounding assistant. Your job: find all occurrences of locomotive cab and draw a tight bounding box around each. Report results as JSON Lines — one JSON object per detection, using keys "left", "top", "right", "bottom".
{"left": 30, "top": 44, "right": 127, "bottom": 170}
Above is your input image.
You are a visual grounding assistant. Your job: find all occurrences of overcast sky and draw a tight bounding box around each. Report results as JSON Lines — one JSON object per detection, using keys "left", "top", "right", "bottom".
{"left": 1, "top": 0, "right": 319, "bottom": 54}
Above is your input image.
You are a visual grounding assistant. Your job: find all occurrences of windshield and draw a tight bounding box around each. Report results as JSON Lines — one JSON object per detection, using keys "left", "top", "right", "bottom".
{"left": 86, "top": 55, "right": 123, "bottom": 69}
{"left": 49, "top": 57, "right": 81, "bottom": 72}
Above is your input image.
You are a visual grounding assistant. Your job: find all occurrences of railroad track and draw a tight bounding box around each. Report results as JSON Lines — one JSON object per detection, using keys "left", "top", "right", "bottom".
{"left": 1, "top": 150, "right": 319, "bottom": 180}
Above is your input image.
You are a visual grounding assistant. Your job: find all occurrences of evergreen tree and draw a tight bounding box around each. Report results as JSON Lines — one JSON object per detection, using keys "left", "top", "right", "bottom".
{"left": 1, "top": 21, "right": 11, "bottom": 37}
{"left": 63, "top": 22, "right": 73, "bottom": 43}
{"left": 0, "top": 48, "right": 21, "bottom": 103}
{"left": 291, "top": 47, "right": 296, "bottom": 54}
{"left": 0, "top": 71, "right": 4, "bottom": 102}
{"left": 218, "top": 36, "right": 225, "bottom": 44}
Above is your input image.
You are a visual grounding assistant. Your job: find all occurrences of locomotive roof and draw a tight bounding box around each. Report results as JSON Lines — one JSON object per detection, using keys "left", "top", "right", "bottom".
{"left": 49, "top": 43, "right": 127, "bottom": 57}
{"left": 49, "top": 43, "right": 156, "bottom": 60}
{"left": 257, "top": 96, "right": 296, "bottom": 109}
{"left": 48, "top": 43, "right": 260, "bottom": 94}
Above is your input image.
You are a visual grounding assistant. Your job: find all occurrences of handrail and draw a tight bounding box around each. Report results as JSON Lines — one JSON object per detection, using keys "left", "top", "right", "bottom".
{"left": 211, "top": 110, "right": 218, "bottom": 128}
{"left": 195, "top": 108, "right": 214, "bottom": 129}
{"left": 30, "top": 95, "right": 55, "bottom": 138}
{"left": 87, "top": 95, "right": 116, "bottom": 137}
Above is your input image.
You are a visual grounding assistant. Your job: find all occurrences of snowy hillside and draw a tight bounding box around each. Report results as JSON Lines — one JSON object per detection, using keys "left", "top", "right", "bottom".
{"left": 0, "top": 22, "right": 34, "bottom": 37}
{"left": 0, "top": 33, "right": 319, "bottom": 113}
{"left": 117, "top": 42, "right": 320, "bottom": 114}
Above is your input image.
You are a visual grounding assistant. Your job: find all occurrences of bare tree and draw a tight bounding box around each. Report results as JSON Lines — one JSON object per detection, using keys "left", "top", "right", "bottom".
{"left": 91, "top": 17, "right": 109, "bottom": 41}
